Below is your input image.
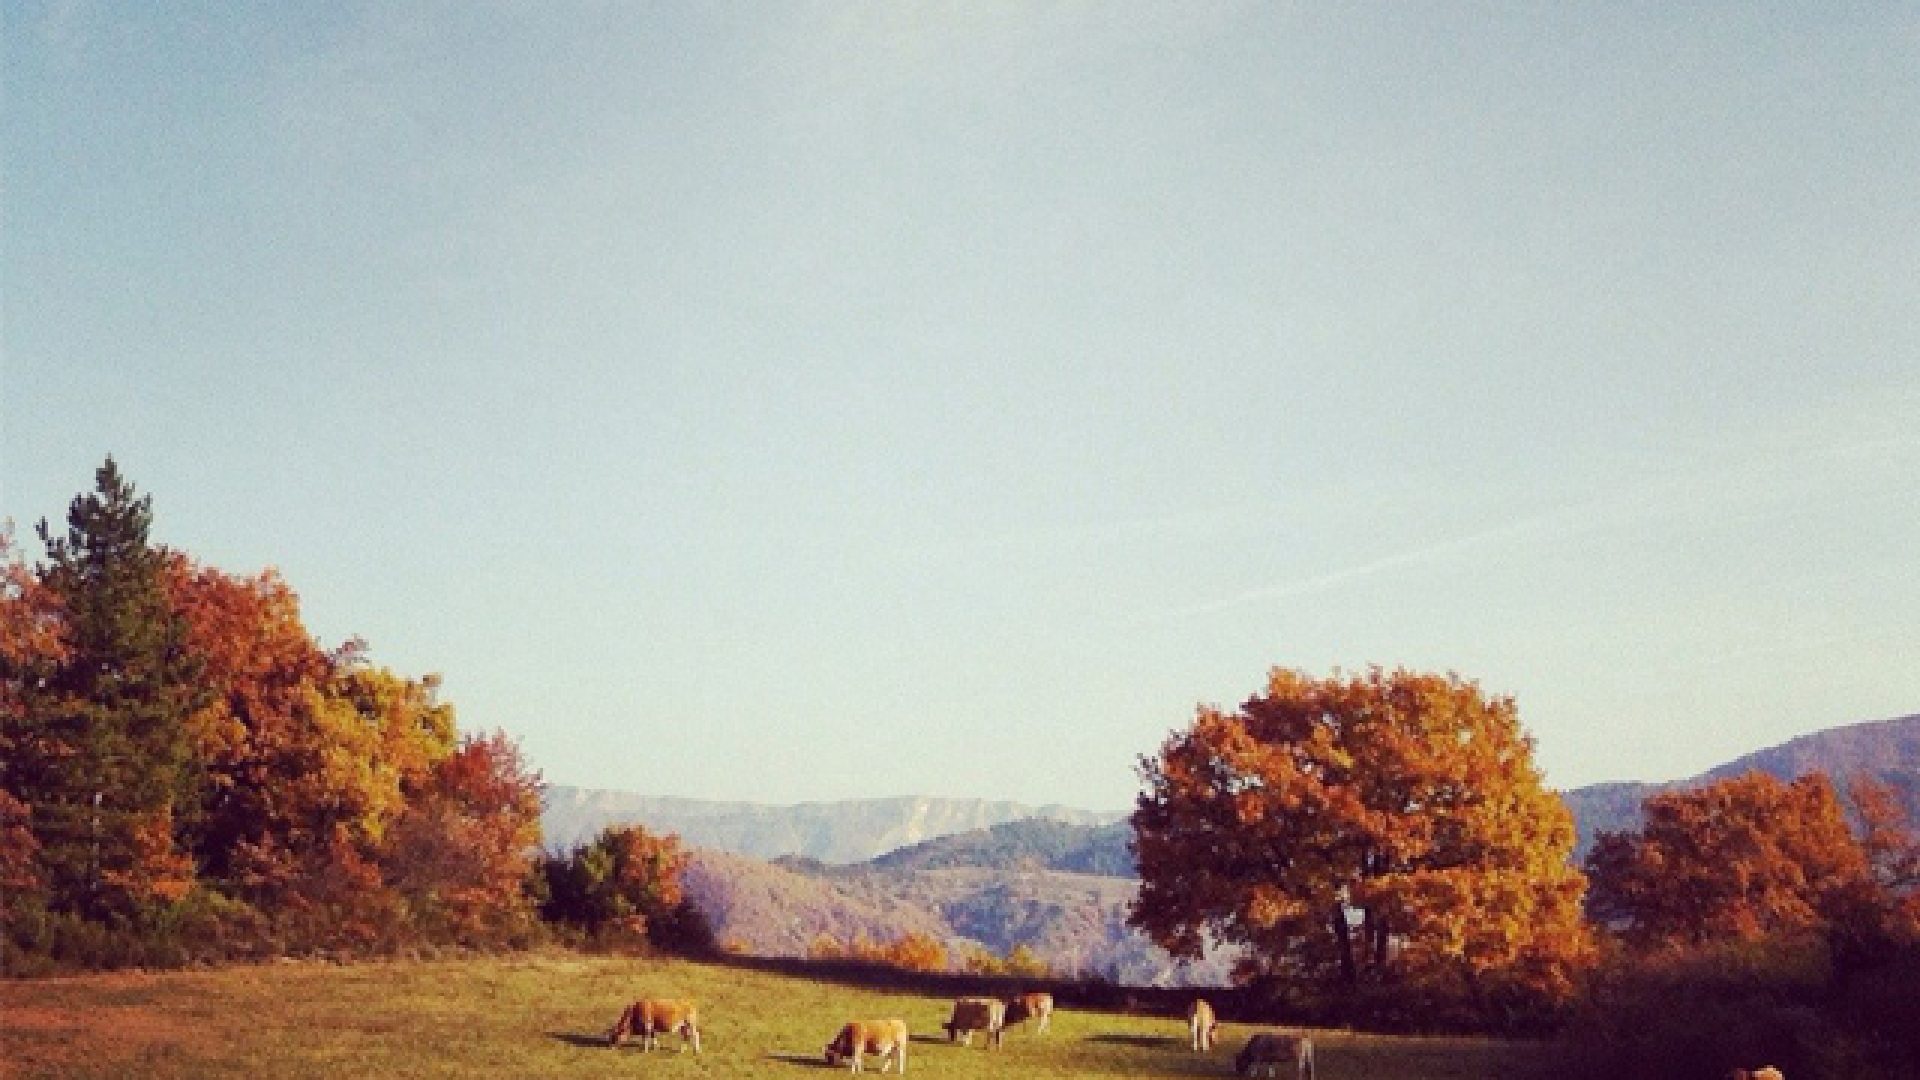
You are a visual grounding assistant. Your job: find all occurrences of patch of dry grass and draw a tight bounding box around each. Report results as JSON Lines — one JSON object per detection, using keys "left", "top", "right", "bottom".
{"left": 0, "top": 952, "right": 1556, "bottom": 1078}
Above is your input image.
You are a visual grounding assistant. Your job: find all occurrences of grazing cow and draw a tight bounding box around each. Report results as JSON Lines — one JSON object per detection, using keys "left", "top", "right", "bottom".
{"left": 1189, "top": 998, "right": 1219, "bottom": 1052}
{"left": 1730, "top": 1070, "right": 1785, "bottom": 1080}
{"left": 607, "top": 998, "right": 700, "bottom": 1053}
{"left": 1003, "top": 991, "right": 1053, "bottom": 1035}
{"left": 943, "top": 997, "right": 1006, "bottom": 1048}
{"left": 824, "top": 1017, "right": 909, "bottom": 1073}
{"left": 1235, "top": 1030, "right": 1315, "bottom": 1079}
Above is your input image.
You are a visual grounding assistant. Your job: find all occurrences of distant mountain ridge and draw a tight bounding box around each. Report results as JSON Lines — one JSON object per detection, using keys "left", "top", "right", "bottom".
{"left": 1561, "top": 711, "right": 1920, "bottom": 858}
{"left": 541, "top": 788, "right": 1122, "bottom": 863}
{"left": 547, "top": 713, "right": 1920, "bottom": 868}
{"left": 849, "top": 816, "right": 1135, "bottom": 878}
{"left": 546, "top": 711, "right": 1920, "bottom": 985}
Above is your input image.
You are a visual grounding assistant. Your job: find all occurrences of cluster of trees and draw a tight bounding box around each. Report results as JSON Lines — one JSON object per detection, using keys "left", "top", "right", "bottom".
{"left": 956, "top": 941, "right": 1053, "bottom": 978}
{"left": 807, "top": 929, "right": 952, "bottom": 972}
{"left": 801, "top": 930, "right": 1053, "bottom": 978}
{"left": 536, "top": 823, "right": 713, "bottom": 954}
{"left": 1571, "top": 772, "right": 1920, "bottom": 1079}
{"left": 1, "top": 460, "right": 552, "bottom": 969}
{"left": 1129, "top": 666, "right": 1920, "bottom": 1074}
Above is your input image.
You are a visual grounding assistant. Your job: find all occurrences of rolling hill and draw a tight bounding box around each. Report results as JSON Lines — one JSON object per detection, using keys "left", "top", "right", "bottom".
{"left": 1561, "top": 711, "right": 1920, "bottom": 857}
{"left": 683, "top": 837, "right": 1233, "bottom": 986}
{"left": 541, "top": 789, "right": 1120, "bottom": 861}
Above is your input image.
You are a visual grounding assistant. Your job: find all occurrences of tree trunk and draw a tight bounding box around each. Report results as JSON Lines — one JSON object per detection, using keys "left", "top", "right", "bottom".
{"left": 1331, "top": 905, "right": 1357, "bottom": 985}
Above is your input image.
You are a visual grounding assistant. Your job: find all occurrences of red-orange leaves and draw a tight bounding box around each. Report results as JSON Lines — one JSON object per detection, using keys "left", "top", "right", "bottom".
{"left": 1587, "top": 771, "right": 1872, "bottom": 950}
{"left": 1132, "top": 667, "right": 1590, "bottom": 1019}
{"left": 383, "top": 731, "right": 544, "bottom": 942}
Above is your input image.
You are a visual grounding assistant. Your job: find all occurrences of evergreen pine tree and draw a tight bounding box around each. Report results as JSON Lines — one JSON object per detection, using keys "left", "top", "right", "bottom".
{"left": 9, "top": 458, "right": 204, "bottom": 919}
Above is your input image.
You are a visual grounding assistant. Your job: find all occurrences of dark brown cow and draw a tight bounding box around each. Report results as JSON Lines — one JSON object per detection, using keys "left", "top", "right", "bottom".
{"left": 1236, "top": 1030, "right": 1314, "bottom": 1079}
{"left": 607, "top": 998, "right": 700, "bottom": 1053}
{"left": 824, "top": 1017, "right": 908, "bottom": 1073}
{"left": 943, "top": 997, "right": 1005, "bottom": 1048}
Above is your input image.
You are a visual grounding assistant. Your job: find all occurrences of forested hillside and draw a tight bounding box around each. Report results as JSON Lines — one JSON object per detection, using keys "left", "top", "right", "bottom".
{"left": 681, "top": 827, "right": 1232, "bottom": 985}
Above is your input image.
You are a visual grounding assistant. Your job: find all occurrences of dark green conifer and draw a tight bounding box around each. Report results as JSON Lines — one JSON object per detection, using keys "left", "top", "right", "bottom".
{"left": 9, "top": 458, "right": 205, "bottom": 920}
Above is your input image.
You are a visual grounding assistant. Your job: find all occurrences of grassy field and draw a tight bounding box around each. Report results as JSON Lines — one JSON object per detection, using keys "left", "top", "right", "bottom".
{"left": 0, "top": 952, "right": 1557, "bottom": 1079}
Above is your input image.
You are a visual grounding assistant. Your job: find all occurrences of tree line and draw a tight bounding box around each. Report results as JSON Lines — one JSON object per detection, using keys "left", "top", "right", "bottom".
{"left": 0, "top": 459, "right": 692, "bottom": 972}
{"left": 1128, "top": 666, "right": 1920, "bottom": 1077}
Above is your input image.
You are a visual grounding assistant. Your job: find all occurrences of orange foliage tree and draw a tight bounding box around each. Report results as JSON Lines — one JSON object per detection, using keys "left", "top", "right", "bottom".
{"left": 383, "top": 731, "right": 545, "bottom": 943}
{"left": 166, "top": 558, "right": 526, "bottom": 946}
{"left": 1850, "top": 774, "right": 1920, "bottom": 922}
{"left": 166, "top": 559, "right": 342, "bottom": 898}
{"left": 1131, "top": 667, "right": 1591, "bottom": 1018}
{"left": 812, "top": 930, "right": 951, "bottom": 973}
{"left": 1585, "top": 771, "right": 1872, "bottom": 950}
{"left": 0, "top": 540, "right": 53, "bottom": 909}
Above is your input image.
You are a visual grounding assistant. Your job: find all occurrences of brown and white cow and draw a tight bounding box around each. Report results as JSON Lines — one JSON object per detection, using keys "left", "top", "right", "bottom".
{"left": 1730, "top": 1069, "right": 1785, "bottom": 1080}
{"left": 824, "top": 1017, "right": 909, "bottom": 1073}
{"left": 1189, "top": 997, "right": 1219, "bottom": 1052}
{"left": 1003, "top": 991, "right": 1053, "bottom": 1035}
{"left": 1235, "top": 1030, "right": 1315, "bottom": 1079}
{"left": 943, "top": 997, "right": 1006, "bottom": 1048}
{"left": 607, "top": 997, "right": 700, "bottom": 1053}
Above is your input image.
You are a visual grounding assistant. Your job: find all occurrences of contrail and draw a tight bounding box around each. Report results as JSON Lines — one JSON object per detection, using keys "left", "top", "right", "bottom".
{"left": 1131, "top": 430, "right": 1919, "bottom": 628}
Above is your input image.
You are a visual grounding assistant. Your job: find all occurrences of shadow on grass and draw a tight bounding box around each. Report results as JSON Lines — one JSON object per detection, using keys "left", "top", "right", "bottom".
{"left": 694, "top": 949, "right": 1169, "bottom": 1012}
{"left": 545, "top": 1031, "right": 607, "bottom": 1049}
{"left": 1088, "top": 1032, "right": 1180, "bottom": 1048}
{"left": 765, "top": 1051, "right": 828, "bottom": 1068}
{"left": 910, "top": 1033, "right": 962, "bottom": 1046}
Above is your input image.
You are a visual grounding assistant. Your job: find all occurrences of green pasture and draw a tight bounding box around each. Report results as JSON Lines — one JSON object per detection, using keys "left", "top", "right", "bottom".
{"left": 0, "top": 952, "right": 1555, "bottom": 1078}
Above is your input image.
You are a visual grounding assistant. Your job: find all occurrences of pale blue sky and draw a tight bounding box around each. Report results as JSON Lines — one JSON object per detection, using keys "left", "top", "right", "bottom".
{"left": 4, "top": 3, "right": 1916, "bottom": 809}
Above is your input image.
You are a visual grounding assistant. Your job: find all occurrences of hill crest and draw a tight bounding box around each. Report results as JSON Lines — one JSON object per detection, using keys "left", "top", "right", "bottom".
{"left": 541, "top": 789, "right": 1121, "bottom": 863}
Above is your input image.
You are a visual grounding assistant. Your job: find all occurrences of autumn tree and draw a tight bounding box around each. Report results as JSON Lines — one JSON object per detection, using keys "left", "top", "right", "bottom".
{"left": 811, "top": 930, "right": 949, "bottom": 972}
{"left": 1131, "top": 667, "right": 1590, "bottom": 1018}
{"left": 951, "top": 937, "right": 1052, "bottom": 979}
{"left": 0, "top": 789, "right": 40, "bottom": 896}
{"left": 1849, "top": 774, "right": 1920, "bottom": 918}
{"left": 165, "top": 559, "right": 476, "bottom": 933}
{"left": 539, "top": 824, "right": 688, "bottom": 942}
{"left": 382, "top": 731, "right": 545, "bottom": 943}
{"left": 1585, "top": 771, "right": 1872, "bottom": 951}
{"left": 165, "top": 558, "right": 338, "bottom": 894}
{"left": 0, "top": 535, "right": 54, "bottom": 912}
{"left": 1, "top": 459, "right": 205, "bottom": 919}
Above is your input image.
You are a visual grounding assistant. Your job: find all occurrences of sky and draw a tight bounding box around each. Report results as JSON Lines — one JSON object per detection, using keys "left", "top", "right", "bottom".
{"left": 3, "top": 3, "right": 1916, "bottom": 811}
